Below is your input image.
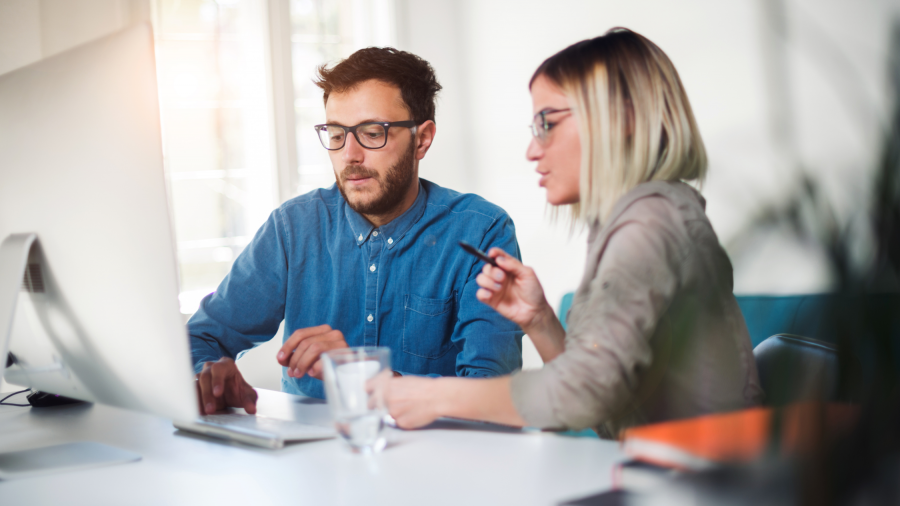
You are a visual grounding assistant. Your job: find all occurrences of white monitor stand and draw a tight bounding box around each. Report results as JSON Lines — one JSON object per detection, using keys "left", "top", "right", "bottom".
{"left": 0, "top": 233, "right": 142, "bottom": 479}
{"left": 0, "top": 233, "right": 34, "bottom": 385}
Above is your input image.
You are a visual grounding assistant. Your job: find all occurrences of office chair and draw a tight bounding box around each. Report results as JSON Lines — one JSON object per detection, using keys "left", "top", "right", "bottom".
{"left": 753, "top": 334, "right": 840, "bottom": 406}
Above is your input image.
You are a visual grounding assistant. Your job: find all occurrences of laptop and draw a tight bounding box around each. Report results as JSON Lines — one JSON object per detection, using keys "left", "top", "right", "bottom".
{"left": 174, "top": 412, "right": 336, "bottom": 450}
{"left": 174, "top": 393, "right": 337, "bottom": 449}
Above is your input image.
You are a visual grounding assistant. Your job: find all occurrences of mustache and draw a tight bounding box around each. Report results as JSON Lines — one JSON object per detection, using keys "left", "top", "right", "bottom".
{"left": 340, "top": 165, "right": 380, "bottom": 182}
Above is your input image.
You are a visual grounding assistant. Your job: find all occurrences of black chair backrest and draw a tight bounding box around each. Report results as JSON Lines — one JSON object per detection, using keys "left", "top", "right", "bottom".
{"left": 753, "top": 334, "right": 839, "bottom": 406}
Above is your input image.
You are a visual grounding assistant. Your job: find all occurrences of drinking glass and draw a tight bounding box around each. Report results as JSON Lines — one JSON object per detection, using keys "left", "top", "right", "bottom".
{"left": 321, "top": 347, "right": 391, "bottom": 453}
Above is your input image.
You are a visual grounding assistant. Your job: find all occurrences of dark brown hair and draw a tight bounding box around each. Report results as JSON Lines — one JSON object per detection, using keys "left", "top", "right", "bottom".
{"left": 314, "top": 47, "right": 442, "bottom": 124}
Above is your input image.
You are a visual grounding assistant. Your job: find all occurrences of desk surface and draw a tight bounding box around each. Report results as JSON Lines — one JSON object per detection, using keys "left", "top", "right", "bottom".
{"left": 0, "top": 389, "right": 623, "bottom": 506}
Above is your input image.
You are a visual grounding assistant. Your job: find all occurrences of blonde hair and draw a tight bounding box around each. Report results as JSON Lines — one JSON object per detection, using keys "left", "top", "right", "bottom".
{"left": 532, "top": 28, "right": 707, "bottom": 224}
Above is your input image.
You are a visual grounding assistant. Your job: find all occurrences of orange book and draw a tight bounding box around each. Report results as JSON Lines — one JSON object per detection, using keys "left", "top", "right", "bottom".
{"left": 620, "top": 403, "right": 859, "bottom": 471}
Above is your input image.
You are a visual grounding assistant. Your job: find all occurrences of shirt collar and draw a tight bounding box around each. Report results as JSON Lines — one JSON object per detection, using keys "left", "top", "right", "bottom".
{"left": 343, "top": 180, "right": 427, "bottom": 250}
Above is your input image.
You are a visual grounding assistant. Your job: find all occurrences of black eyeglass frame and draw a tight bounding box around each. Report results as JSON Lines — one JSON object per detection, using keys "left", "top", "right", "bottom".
{"left": 530, "top": 108, "right": 572, "bottom": 142}
{"left": 314, "top": 120, "right": 418, "bottom": 151}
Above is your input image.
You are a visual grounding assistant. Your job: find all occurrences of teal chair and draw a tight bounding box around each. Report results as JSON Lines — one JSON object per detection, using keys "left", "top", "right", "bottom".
{"left": 735, "top": 295, "right": 839, "bottom": 348}
{"left": 559, "top": 292, "right": 575, "bottom": 331}
{"left": 736, "top": 294, "right": 898, "bottom": 400}
{"left": 560, "top": 292, "right": 900, "bottom": 349}
{"left": 553, "top": 292, "right": 897, "bottom": 425}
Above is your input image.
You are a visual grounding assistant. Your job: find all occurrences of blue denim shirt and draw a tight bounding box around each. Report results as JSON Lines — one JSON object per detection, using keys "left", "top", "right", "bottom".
{"left": 188, "top": 179, "right": 523, "bottom": 398}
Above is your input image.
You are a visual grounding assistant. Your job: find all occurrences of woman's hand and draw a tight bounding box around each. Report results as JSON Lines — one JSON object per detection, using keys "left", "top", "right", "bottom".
{"left": 476, "top": 248, "right": 566, "bottom": 362}
{"left": 475, "top": 248, "right": 550, "bottom": 331}
{"left": 386, "top": 376, "right": 528, "bottom": 429}
{"left": 386, "top": 376, "right": 445, "bottom": 429}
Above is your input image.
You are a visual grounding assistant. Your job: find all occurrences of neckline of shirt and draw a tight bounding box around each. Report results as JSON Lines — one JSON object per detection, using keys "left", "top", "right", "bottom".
{"left": 344, "top": 180, "right": 428, "bottom": 250}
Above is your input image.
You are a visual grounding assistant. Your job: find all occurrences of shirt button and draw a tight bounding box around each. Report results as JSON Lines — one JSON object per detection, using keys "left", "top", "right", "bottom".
{"left": 358, "top": 234, "right": 363, "bottom": 241}
{"left": 369, "top": 265, "right": 376, "bottom": 272}
{"left": 387, "top": 238, "right": 393, "bottom": 245}
{"left": 367, "top": 314, "right": 373, "bottom": 322}
{"left": 373, "top": 231, "right": 379, "bottom": 237}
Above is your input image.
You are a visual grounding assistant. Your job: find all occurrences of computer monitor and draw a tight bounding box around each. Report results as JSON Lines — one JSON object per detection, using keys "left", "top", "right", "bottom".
{"left": 0, "top": 23, "right": 197, "bottom": 422}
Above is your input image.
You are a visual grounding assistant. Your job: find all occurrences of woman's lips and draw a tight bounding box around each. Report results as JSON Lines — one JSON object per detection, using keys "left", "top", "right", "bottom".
{"left": 538, "top": 173, "right": 549, "bottom": 187}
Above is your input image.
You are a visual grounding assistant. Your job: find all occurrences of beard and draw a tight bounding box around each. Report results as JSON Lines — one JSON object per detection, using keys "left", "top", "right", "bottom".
{"left": 335, "top": 139, "right": 417, "bottom": 216}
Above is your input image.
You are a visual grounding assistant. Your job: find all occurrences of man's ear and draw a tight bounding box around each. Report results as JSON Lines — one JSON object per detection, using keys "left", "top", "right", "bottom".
{"left": 414, "top": 120, "right": 436, "bottom": 160}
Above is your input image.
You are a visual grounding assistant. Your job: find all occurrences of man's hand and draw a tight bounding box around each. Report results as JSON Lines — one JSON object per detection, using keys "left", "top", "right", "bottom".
{"left": 277, "top": 324, "right": 348, "bottom": 380}
{"left": 195, "top": 357, "right": 258, "bottom": 415}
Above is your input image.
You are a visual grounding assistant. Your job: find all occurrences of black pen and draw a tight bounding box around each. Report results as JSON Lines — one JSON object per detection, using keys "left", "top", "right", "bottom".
{"left": 458, "top": 241, "right": 500, "bottom": 268}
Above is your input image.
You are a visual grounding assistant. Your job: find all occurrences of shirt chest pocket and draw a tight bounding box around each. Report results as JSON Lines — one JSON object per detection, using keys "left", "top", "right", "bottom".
{"left": 402, "top": 292, "right": 457, "bottom": 359}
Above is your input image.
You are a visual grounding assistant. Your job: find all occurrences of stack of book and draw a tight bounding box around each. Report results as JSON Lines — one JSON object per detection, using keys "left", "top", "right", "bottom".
{"left": 612, "top": 403, "right": 858, "bottom": 492}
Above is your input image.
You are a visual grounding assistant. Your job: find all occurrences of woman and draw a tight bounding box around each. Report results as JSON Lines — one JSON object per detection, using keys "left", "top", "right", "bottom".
{"left": 386, "top": 28, "right": 763, "bottom": 438}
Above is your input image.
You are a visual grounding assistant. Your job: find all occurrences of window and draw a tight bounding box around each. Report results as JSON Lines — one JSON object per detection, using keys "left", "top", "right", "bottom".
{"left": 151, "top": 0, "right": 396, "bottom": 315}
{"left": 152, "top": 0, "right": 278, "bottom": 314}
{"left": 289, "top": 0, "right": 398, "bottom": 195}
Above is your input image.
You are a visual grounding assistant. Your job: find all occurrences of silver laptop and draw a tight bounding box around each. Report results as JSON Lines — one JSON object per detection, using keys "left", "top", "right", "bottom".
{"left": 175, "top": 410, "right": 336, "bottom": 449}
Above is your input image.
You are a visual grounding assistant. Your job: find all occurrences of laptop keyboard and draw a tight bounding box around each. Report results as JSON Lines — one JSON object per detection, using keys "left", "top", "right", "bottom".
{"left": 199, "top": 414, "right": 335, "bottom": 439}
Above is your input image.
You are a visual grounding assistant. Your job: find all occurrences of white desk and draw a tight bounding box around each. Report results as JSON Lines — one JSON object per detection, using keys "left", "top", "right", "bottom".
{"left": 0, "top": 389, "right": 624, "bottom": 506}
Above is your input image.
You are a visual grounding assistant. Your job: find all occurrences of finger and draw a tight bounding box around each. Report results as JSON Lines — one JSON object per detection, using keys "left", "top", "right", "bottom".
{"left": 476, "top": 272, "right": 503, "bottom": 291}
{"left": 308, "top": 360, "right": 324, "bottom": 380}
{"left": 387, "top": 403, "right": 405, "bottom": 424}
{"left": 210, "top": 360, "right": 232, "bottom": 399}
{"left": 242, "top": 385, "right": 258, "bottom": 414}
{"left": 230, "top": 372, "right": 242, "bottom": 404}
{"left": 476, "top": 287, "right": 495, "bottom": 302}
{"left": 298, "top": 336, "right": 347, "bottom": 379}
{"left": 277, "top": 324, "right": 332, "bottom": 365}
{"left": 487, "top": 247, "right": 514, "bottom": 261}
{"left": 217, "top": 369, "right": 250, "bottom": 413}
{"left": 385, "top": 391, "right": 408, "bottom": 417}
{"left": 222, "top": 369, "right": 256, "bottom": 412}
{"left": 485, "top": 264, "right": 507, "bottom": 283}
{"left": 194, "top": 375, "right": 205, "bottom": 414}
{"left": 396, "top": 411, "right": 427, "bottom": 430}
{"left": 288, "top": 329, "right": 345, "bottom": 370}
{"left": 287, "top": 336, "right": 319, "bottom": 376}
{"left": 197, "top": 365, "right": 216, "bottom": 414}
{"left": 291, "top": 331, "right": 345, "bottom": 377}
{"left": 488, "top": 248, "right": 526, "bottom": 274}
{"left": 278, "top": 324, "right": 332, "bottom": 365}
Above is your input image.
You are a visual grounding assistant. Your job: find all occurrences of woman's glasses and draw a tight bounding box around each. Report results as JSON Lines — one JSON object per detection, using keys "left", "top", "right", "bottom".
{"left": 530, "top": 108, "right": 571, "bottom": 143}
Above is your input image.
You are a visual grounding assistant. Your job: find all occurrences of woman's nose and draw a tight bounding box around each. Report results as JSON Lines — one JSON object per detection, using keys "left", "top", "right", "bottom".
{"left": 526, "top": 137, "right": 543, "bottom": 161}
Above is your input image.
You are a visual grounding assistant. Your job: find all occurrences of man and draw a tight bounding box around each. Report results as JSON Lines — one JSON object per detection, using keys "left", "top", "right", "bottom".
{"left": 190, "top": 47, "right": 523, "bottom": 414}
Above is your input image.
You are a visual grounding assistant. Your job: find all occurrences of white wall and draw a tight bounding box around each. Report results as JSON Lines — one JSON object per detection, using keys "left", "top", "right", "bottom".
{"left": 0, "top": 0, "right": 149, "bottom": 75}
{"left": 395, "top": 0, "right": 898, "bottom": 368}
{"left": 398, "top": 0, "right": 898, "bottom": 302}
{"left": 0, "top": 0, "right": 41, "bottom": 75}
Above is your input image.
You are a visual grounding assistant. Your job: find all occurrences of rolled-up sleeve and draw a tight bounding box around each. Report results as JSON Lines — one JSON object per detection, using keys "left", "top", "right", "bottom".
{"left": 452, "top": 214, "right": 524, "bottom": 377}
{"left": 510, "top": 199, "right": 685, "bottom": 429}
{"left": 188, "top": 209, "right": 290, "bottom": 373}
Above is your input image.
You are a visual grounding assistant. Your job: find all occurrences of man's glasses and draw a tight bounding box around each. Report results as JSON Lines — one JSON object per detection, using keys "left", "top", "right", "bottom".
{"left": 530, "top": 108, "right": 571, "bottom": 143}
{"left": 314, "top": 121, "right": 417, "bottom": 150}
